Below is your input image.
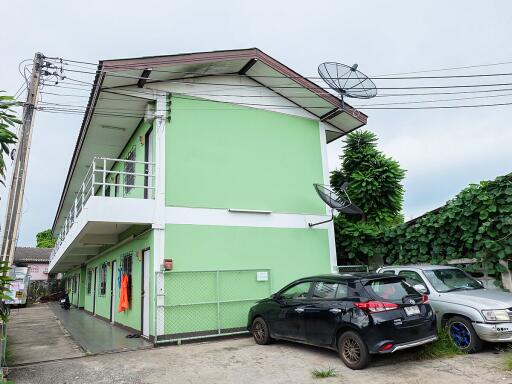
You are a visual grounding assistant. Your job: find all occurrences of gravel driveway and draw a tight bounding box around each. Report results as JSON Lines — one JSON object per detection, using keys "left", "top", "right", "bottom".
{"left": 8, "top": 336, "right": 511, "bottom": 384}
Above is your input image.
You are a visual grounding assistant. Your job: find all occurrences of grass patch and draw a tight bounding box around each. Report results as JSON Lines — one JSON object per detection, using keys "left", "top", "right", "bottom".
{"left": 503, "top": 353, "right": 512, "bottom": 371}
{"left": 502, "top": 346, "right": 512, "bottom": 371}
{"left": 312, "top": 367, "right": 337, "bottom": 379}
{"left": 417, "top": 329, "right": 463, "bottom": 360}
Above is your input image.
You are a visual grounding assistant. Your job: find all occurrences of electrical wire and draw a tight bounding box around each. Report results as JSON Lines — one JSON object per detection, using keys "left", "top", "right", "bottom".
{"left": 46, "top": 57, "right": 512, "bottom": 81}
{"left": 36, "top": 55, "right": 512, "bottom": 112}
{"left": 59, "top": 72, "right": 512, "bottom": 92}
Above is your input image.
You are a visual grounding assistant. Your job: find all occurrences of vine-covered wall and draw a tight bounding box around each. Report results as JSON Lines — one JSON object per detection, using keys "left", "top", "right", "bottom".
{"left": 343, "top": 173, "right": 512, "bottom": 285}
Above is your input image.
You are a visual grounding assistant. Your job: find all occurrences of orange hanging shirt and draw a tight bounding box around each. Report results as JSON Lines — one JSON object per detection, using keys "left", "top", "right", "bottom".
{"left": 118, "top": 273, "right": 129, "bottom": 312}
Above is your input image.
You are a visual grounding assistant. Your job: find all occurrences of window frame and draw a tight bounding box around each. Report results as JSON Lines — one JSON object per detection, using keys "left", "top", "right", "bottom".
{"left": 99, "top": 264, "right": 107, "bottom": 296}
{"left": 279, "top": 281, "right": 313, "bottom": 300}
{"left": 87, "top": 269, "right": 92, "bottom": 295}
{"left": 398, "top": 270, "right": 428, "bottom": 288}
{"left": 311, "top": 280, "right": 350, "bottom": 300}
{"left": 121, "top": 252, "right": 133, "bottom": 301}
{"left": 124, "top": 147, "right": 136, "bottom": 195}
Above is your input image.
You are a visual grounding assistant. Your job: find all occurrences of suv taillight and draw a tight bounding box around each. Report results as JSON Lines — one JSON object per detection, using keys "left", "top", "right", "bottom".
{"left": 421, "top": 294, "right": 429, "bottom": 304}
{"left": 354, "top": 301, "right": 399, "bottom": 313}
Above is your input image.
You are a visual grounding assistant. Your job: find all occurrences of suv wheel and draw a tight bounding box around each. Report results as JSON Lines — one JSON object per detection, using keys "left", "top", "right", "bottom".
{"left": 338, "top": 331, "right": 370, "bottom": 370}
{"left": 446, "top": 316, "right": 483, "bottom": 353}
{"left": 251, "top": 317, "right": 273, "bottom": 345}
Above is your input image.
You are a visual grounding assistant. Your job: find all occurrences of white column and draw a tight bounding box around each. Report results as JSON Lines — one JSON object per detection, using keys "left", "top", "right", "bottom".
{"left": 153, "top": 93, "right": 167, "bottom": 337}
{"left": 319, "top": 122, "right": 338, "bottom": 272}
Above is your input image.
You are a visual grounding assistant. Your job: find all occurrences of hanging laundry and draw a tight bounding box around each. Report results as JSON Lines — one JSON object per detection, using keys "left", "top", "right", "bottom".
{"left": 117, "top": 267, "right": 122, "bottom": 289}
{"left": 118, "top": 273, "right": 130, "bottom": 312}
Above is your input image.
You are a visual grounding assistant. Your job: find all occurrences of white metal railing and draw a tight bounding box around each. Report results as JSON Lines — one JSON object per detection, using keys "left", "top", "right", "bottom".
{"left": 50, "top": 157, "right": 156, "bottom": 262}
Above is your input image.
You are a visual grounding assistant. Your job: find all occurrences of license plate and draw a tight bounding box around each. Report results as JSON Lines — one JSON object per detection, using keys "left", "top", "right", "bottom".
{"left": 404, "top": 305, "right": 420, "bottom": 316}
{"left": 495, "top": 324, "right": 512, "bottom": 333}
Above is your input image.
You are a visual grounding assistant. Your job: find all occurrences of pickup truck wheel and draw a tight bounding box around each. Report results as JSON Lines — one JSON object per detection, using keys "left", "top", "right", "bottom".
{"left": 446, "top": 316, "right": 483, "bottom": 353}
{"left": 338, "top": 331, "right": 370, "bottom": 370}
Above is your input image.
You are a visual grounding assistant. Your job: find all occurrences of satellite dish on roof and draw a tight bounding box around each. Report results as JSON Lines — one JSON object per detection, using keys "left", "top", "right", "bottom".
{"left": 309, "top": 183, "right": 363, "bottom": 227}
{"left": 318, "top": 62, "right": 377, "bottom": 109}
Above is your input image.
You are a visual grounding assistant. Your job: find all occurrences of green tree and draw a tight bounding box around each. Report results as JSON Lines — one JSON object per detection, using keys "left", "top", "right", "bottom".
{"left": 36, "top": 229, "right": 56, "bottom": 248}
{"left": 330, "top": 130, "right": 405, "bottom": 265}
{"left": 0, "top": 92, "right": 19, "bottom": 185}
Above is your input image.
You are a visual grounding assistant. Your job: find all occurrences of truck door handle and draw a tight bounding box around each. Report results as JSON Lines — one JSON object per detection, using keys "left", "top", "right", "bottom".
{"left": 329, "top": 308, "right": 342, "bottom": 314}
{"left": 294, "top": 308, "right": 305, "bottom": 313}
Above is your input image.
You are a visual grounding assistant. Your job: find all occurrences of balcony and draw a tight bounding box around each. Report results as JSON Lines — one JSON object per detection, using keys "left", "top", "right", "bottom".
{"left": 49, "top": 157, "right": 156, "bottom": 272}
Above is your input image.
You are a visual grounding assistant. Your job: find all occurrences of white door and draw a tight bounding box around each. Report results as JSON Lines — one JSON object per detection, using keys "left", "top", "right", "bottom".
{"left": 111, "top": 260, "right": 117, "bottom": 323}
{"left": 142, "top": 249, "right": 150, "bottom": 337}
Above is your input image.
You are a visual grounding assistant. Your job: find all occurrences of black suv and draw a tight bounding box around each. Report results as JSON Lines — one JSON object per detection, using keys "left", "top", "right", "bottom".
{"left": 248, "top": 273, "right": 437, "bottom": 369}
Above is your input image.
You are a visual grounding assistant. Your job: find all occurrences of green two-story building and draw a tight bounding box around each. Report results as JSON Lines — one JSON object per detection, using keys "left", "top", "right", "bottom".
{"left": 51, "top": 48, "right": 367, "bottom": 343}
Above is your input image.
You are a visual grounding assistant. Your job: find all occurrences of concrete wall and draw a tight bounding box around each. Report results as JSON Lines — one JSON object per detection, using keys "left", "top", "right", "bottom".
{"left": 165, "top": 96, "right": 325, "bottom": 214}
{"left": 27, "top": 263, "right": 49, "bottom": 281}
{"left": 83, "top": 231, "right": 153, "bottom": 332}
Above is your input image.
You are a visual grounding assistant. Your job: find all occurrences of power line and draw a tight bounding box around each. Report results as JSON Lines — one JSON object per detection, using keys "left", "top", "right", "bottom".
{"left": 61, "top": 72, "right": 512, "bottom": 91}
{"left": 372, "top": 60, "right": 512, "bottom": 77}
{"left": 44, "top": 83, "right": 512, "bottom": 99}
{"left": 47, "top": 57, "right": 512, "bottom": 81}
{"left": 36, "top": 94, "right": 512, "bottom": 115}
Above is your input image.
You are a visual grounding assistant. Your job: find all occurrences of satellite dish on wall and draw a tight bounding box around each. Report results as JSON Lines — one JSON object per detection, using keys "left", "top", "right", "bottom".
{"left": 309, "top": 183, "right": 363, "bottom": 227}
{"left": 318, "top": 62, "right": 377, "bottom": 109}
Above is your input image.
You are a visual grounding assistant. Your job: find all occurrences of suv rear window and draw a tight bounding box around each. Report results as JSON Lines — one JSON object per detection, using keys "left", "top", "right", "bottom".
{"left": 365, "top": 278, "right": 419, "bottom": 302}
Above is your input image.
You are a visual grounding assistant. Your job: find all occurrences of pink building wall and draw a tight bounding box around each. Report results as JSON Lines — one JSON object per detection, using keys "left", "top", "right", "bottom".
{"left": 27, "top": 263, "right": 49, "bottom": 281}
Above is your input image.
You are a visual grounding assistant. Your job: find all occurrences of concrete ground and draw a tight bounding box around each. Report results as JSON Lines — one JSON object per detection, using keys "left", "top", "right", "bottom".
{"left": 7, "top": 304, "right": 84, "bottom": 365}
{"left": 8, "top": 336, "right": 512, "bottom": 384}
{"left": 48, "top": 303, "right": 151, "bottom": 354}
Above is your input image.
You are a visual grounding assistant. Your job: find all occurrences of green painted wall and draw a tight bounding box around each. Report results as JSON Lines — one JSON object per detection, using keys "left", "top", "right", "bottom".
{"left": 166, "top": 96, "right": 325, "bottom": 214}
{"left": 163, "top": 224, "right": 330, "bottom": 334}
{"left": 64, "top": 267, "right": 82, "bottom": 307}
{"left": 98, "top": 120, "right": 154, "bottom": 199}
{"left": 83, "top": 230, "right": 153, "bottom": 332}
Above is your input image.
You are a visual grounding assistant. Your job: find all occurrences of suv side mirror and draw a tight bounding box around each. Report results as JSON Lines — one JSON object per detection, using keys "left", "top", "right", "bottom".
{"left": 271, "top": 293, "right": 281, "bottom": 301}
{"left": 413, "top": 284, "right": 428, "bottom": 294}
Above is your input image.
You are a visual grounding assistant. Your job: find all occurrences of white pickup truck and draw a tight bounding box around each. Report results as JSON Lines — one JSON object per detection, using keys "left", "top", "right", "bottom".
{"left": 5, "top": 266, "right": 30, "bottom": 307}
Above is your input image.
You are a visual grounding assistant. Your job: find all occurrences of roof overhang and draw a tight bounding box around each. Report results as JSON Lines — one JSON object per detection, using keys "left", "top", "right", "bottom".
{"left": 52, "top": 48, "right": 368, "bottom": 235}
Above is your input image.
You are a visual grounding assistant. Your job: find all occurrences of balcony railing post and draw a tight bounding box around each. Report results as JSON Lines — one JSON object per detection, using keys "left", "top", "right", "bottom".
{"left": 102, "top": 158, "right": 106, "bottom": 196}
{"left": 91, "top": 158, "right": 96, "bottom": 197}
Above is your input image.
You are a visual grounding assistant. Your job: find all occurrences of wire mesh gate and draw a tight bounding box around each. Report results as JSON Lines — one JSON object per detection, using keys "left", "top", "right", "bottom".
{"left": 155, "top": 269, "right": 272, "bottom": 344}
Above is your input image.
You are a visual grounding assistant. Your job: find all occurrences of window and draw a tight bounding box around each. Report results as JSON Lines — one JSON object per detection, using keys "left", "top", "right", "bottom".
{"left": 423, "top": 268, "right": 482, "bottom": 293}
{"left": 121, "top": 252, "right": 133, "bottom": 301}
{"left": 99, "top": 264, "right": 107, "bottom": 296}
{"left": 381, "top": 270, "right": 395, "bottom": 275}
{"left": 312, "top": 281, "right": 349, "bottom": 300}
{"left": 399, "top": 270, "right": 425, "bottom": 286}
{"left": 280, "top": 282, "right": 311, "bottom": 300}
{"left": 124, "top": 147, "right": 136, "bottom": 194}
{"left": 366, "top": 279, "right": 418, "bottom": 301}
{"left": 114, "top": 174, "right": 120, "bottom": 197}
{"left": 313, "top": 282, "right": 338, "bottom": 299}
{"left": 122, "top": 252, "right": 133, "bottom": 276}
{"left": 31, "top": 266, "right": 39, "bottom": 273}
{"left": 72, "top": 276, "right": 77, "bottom": 293}
{"left": 87, "top": 269, "right": 92, "bottom": 294}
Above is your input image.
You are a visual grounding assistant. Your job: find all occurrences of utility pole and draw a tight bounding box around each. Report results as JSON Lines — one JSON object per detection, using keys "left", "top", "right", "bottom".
{"left": 0, "top": 52, "right": 44, "bottom": 265}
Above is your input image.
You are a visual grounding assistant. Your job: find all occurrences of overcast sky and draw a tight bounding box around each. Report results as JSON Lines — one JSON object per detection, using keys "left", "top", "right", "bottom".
{"left": 2, "top": 0, "right": 512, "bottom": 246}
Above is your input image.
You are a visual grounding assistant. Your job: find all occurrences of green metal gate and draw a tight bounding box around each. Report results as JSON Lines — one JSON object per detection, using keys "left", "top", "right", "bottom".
{"left": 155, "top": 269, "right": 271, "bottom": 344}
